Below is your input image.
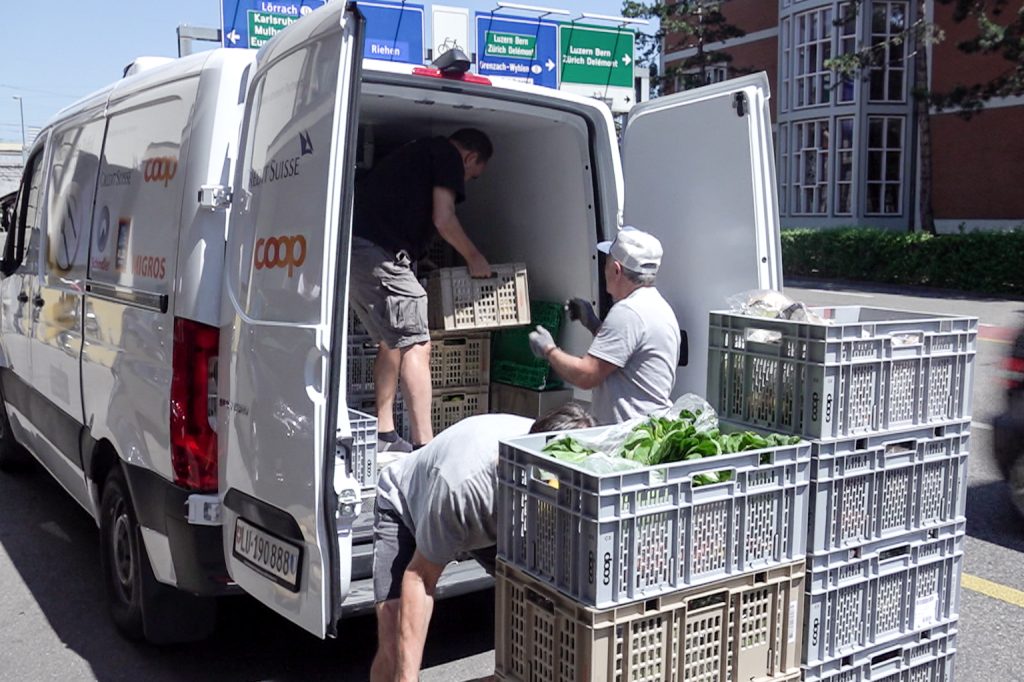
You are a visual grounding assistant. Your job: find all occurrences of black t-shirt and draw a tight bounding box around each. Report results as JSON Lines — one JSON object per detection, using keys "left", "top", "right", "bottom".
{"left": 353, "top": 136, "right": 465, "bottom": 260}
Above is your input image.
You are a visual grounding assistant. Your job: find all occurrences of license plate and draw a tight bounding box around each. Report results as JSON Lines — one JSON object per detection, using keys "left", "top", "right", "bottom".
{"left": 232, "top": 518, "right": 302, "bottom": 592}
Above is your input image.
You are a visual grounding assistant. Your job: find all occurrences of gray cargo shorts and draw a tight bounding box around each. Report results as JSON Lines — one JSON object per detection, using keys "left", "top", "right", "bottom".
{"left": 349, "top": 237, "right": 430, "bottom": 349}
{"left": 372, "top": 502, "right": 416, "bottom": 603}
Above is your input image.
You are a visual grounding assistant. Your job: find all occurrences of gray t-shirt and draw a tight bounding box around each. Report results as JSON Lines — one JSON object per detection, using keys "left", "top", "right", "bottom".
{"left": 587, "top": 286, "right": 680, "bottom": 424}
{"left": 375, "top": 414, "right": 533, "bottom": 566}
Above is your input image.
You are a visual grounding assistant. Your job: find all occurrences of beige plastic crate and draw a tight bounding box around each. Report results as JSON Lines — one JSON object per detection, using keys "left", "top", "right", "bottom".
{"left": 429, "top": 331, "right": 491, "bottom": 388}
{"left": 427, "top": 263, "right": 530, "bottom": 331}
{"left": 431, "top": 387, "right": 489, "bottom": 434}
{"left": 495, "top": 560, "right": 805, "bottom": 682}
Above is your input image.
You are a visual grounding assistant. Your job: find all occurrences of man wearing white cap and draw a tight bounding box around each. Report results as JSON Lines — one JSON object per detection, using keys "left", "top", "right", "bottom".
{"left": 528, "top": 226, "right": 681, "bottom": 424}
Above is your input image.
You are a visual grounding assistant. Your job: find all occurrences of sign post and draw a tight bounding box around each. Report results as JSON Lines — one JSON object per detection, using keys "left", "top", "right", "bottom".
{"left": 360, "top": 1, "right": 426, "bottom": 64}
{"left": 475, "top": 14, "right": 559, "bottom": 88}
{"left": 558, "top": 23, "right": 636, "bottom": 113}
{"left": 221, "top": 1, "right": 325, "bottom": 49}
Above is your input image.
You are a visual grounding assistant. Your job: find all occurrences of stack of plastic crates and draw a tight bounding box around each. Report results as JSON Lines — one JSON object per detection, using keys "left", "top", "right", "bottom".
{"left": 429, "top": 330, "right": 492, "bottom": 433}
{"left": 705, "top": 306, "right": 977, "bottom": 681}
{"left": 491, "top": 300, "right": 564, "bottom": 390}
{"left": 494, "top": 422, "right": 812, "bottom": 681}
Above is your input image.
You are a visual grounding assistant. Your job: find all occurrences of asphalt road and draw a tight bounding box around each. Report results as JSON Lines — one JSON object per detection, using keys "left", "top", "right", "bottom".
{"left": 0, "top": 280, "right": 1020, "bottom": 681}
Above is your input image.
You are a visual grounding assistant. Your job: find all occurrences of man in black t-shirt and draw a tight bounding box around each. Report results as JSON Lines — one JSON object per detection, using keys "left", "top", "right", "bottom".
{"left": 350, "top": 128, "right": 493, "bottom": 453}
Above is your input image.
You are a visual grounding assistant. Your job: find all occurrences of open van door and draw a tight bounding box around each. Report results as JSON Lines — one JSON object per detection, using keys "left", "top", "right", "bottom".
{"left": 621, "top": 72, "right": 782, "bottom": 398}
{"left": 219, "top": 4, "right": 363, "bottom": 638}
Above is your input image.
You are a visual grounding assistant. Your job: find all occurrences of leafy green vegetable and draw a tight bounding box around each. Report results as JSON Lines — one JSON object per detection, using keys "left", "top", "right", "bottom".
{"left": 542, "top": 436, "right": 595, "bottom": 463}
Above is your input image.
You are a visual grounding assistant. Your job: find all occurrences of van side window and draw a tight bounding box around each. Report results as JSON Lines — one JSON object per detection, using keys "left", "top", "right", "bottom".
{"left": 235, "top": 32, "right": 342, "bottom": 324}
{"left": 8, "top": 147, "right": 46, "bottom": 276}
{"left": 45, "top": 118, "right": 105, "bottom": 282}
{"left": 91, "top": 77, "right": 199, "bottom": 292}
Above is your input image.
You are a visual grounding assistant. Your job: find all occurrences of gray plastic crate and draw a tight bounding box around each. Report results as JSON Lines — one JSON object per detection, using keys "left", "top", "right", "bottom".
{"left": 803, "top": 621, "right": 957, "bottom": 682}
{"left": 707, "top": 307, "right": 977, "bottom": 440}
{"left": 338, "top": 409, "right": 377, "bottom": 489}
{"left": 347, "top": 340, "right": 378, "bottom": 395}
{"left": 348, "top": 392, "right": 409, "bottom": 441}
{"left": 429, "top": 332, "right": 491, "bottom": 388}
{"left": 497, "top": 422, "right": 811, "bottom": 609}
{"left": 803, "top": 522, "right": 964, "bottom": 667}
{"left": 808, "top": 421, "right": 970, "bottom": 555}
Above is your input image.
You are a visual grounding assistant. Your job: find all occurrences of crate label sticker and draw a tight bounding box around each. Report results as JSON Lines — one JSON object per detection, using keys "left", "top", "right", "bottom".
{"left": 914, "top": 593, "right": 938, "bottom": 629}
{"left": 789, "top": 600, "right": 798, "bottom": 643}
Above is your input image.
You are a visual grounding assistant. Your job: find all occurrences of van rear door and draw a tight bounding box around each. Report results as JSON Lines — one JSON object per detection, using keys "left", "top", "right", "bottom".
{"left": 621, "top": 72, "right": 782, "bottom": 397}
{"left": 219, "top": 5, "right": 363, "bottom": 638}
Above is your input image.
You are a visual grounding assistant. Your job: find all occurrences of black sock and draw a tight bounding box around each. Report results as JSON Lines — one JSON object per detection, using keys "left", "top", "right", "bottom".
{"left": 412, "top": 443, "right": 427, "bottom": 450}
{"left": 379, "top": 430, "right": 399, "bottom": 443}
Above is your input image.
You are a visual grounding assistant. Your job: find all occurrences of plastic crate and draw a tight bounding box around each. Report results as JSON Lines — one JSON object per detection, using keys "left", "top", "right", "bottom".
{"left": 497, "top": 422, "right": 811, "bottom": 609}
{"left": 427, "top": 263, "right": 531, "bottom": 331}
{"left": 803, "top": 522, "right": 964, "bottom": 667}
{"left": 803, "top": 621, "right": 957, "bottom": 682}
{"left": 491, "top": 359, "right": 563, "bottom": 390}
{"left": 429, "top": 332, "right": 491, "bottom": 388}
{"left": 347, "top": 342, "right": 378, "bottom": 395}
{"left": 495, "top": 559, "right": 805, "bottom": 682}
{"left": 348, "top": 392, "right": 409, "bottom": 441}
{"left": 808, "top": 421, "right": 970, "bottom": 555}
{"left": 706, "top": 307, "right": 977, "bottom": 440}
{"left": 347, "top": 307, "right": 370, "bottom": 339}
{"left": 431, "top": 388, "right": 489, "bottom": 433}
{"left": 338, "top": 409, "right": 377, "bottom": 489}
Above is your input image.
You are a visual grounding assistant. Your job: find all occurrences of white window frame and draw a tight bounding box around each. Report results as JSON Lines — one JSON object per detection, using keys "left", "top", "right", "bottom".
{"left": 834, "top": 116, "right": 855, "bottom": 216}
{"left": 865, "top": 115, "right": 904, "bottom": 216}
{"left": 779, "top": 123, "right": 789, "bottom": 215}
{"left": 837, "top": 2, "right": 858, "bottom": 103}
{"left": 791, "top": 118, "right": 830, "bottom": 216}
{"left": 781, "top": 16, "right": 792, "bottom": 112}
{"left": 794, "top": 6, "right": 834, "bottom": 109}
{"left": 869, "top": 1, "right": 908, "bottom": 103}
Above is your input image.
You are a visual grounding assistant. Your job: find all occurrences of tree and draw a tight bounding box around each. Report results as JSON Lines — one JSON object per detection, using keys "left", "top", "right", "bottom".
{"left": 622, "top": 1, "right": 746, "bottom": 94}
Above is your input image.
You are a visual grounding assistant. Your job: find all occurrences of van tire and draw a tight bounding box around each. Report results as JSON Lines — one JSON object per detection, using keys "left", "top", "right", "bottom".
{"left": 99, "top": 467, "right": 217, "bottom": 644}
{"left": 0, "top": 393, "right": 28, "bottom": 472}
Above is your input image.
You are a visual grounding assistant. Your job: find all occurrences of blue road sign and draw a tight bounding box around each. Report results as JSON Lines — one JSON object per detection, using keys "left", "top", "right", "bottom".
{"left": 221, "top": 1, "right": 327, "bottom": 49}
{"left": 361, "top": 1, "right": 425, "bottom": 65}
{"left": 474, "top": 14, "right": 559, "bottom": 89}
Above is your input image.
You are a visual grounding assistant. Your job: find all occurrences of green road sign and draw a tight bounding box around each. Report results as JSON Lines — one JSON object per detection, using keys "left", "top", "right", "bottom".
{"left": 559, "top": 24, "right": 634, "bottom": 88}
{"left": 247, "top": 10, "right": 298, "bottom": 48}
{"left": 483, "top": 30, "right": 537, "bottom": 60}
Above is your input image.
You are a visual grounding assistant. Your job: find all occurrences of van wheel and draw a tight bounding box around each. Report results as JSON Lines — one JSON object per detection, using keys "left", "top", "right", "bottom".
{"left": 99, "top": 466, "right": 218, "bottom": 644}
{"left": 99, "top": 467, "right": 146, "bottom": 639}
{"left": 0, "top": 395, "right": 27, "bottom": 472}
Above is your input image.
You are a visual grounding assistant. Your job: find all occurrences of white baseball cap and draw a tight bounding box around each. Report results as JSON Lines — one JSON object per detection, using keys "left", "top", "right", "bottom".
{"left": 596, "top": 226, "right": 663, "bottom": 274}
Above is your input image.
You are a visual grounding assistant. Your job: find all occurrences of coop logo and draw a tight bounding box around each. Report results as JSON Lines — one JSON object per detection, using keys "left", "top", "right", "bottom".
{"left": 254, "top": 234, "right": 307, "bottom": 277}
{"left": 142, "top": 156, "right": 178, "bottom": 187}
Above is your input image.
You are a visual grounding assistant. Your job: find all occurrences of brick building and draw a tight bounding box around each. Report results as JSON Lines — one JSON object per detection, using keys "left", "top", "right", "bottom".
{"left": 661, "top": 1, "right": 1024, "bottom": 231}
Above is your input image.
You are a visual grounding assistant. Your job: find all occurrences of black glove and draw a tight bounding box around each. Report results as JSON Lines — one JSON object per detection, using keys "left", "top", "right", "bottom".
{"left": 566, "top": 298, "right": 601, "bottom": 334}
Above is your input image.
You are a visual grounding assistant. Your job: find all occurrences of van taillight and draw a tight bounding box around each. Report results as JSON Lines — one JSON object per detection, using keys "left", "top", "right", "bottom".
{"left": 171, "top": 318, "right": 219, "bottom": 491}
{"left": 411, "top": 66, "right": 492, "bottom": 85}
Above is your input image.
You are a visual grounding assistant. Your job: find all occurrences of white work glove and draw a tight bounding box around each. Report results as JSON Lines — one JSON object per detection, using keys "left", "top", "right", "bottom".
{"left": 566, "top": 298, "right": 601, "bottom": 334}
{"left": 528, "top": 325, "right": 556, "bottom": 359}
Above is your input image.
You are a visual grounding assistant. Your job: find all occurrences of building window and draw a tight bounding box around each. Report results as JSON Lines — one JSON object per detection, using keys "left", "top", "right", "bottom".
{"left": 794, "top": 7, "right": 833, "bottom": 108}
{"left": 835, "top": 117, "right": 855, "bottom": 215}
{"left": 792, "top": 119, "right": 830, "bottom": 215}
{"left": 781, "top": 17, "right": 791, "bottom": 111}
{"left": 869, "top": 1, "right": 907, "bottom": 102}
{"left": 866, "top": 116, "right": 903, "bottom": 215}
{"left": 779, "top": 124, "right": 789, "bottom": 215}
{"left": 837, "top": 2, "right": 858, "bottom": 103}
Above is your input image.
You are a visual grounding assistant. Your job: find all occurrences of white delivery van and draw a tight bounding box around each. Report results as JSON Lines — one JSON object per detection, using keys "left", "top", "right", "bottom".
{"left": 0, "top": 3, "right": 781, "bottom": 642}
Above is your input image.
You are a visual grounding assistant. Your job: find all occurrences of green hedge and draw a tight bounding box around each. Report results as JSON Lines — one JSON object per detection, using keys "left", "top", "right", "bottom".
{"left": 781, "top": 227, "right": 1024, "bottom": 296}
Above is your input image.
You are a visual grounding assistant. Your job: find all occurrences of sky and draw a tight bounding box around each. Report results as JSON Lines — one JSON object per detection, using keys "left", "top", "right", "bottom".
{"left": 1, "top": 0, "right": 647, "bottom": 144}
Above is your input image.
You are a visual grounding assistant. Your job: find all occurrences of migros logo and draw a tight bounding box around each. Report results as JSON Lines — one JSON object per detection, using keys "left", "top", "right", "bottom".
{"left": 254, "top": 234, "right": 307, "bottom": 277}
{"left": 142, "top": 156, "right": 178, "bottom": 186}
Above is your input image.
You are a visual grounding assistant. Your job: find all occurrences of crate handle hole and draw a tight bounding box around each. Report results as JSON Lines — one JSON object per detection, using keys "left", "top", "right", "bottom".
{"left": 754, "top": 571, "right": 768, "bottom": 584}
{"left": 743, "top": 328, "right": 782, "bottom": 345}
{"left": 884, "top": 439, "right": 916, "bottom": 454}
{"left": 879, "top": 544, "right": 910, "bottom": 561}
{"left": 870, "top": 648, "right": 903, "bottom": 667}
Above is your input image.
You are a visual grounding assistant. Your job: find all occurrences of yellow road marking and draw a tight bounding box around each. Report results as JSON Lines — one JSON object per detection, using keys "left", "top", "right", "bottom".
{"left": 962, "top": 573, "right": 1024, "bottom": 609}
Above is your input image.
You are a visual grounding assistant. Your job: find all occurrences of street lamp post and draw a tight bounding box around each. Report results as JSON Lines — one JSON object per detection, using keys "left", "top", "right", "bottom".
{"left": 12, "top": 96, "right": 26, "bottom": 163}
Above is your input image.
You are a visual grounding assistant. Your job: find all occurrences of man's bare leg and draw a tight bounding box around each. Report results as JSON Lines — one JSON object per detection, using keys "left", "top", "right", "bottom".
{"left": 399, "top": 341, "right": 433, "bottom": 445}
{"left": 374, "top": 343, "right": 402, "bottom": 433}
{"left": 371, "top": 600, "right": 400, "bottom": 682}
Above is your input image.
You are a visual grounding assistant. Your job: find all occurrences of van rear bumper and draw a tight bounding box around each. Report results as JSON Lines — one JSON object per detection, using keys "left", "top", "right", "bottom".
{"left": 123, "top": 463, "right": 239, "bottom": 597}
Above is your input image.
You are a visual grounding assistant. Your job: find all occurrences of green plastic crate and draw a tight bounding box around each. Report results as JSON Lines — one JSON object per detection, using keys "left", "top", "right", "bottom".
{"left": 491, "top": 301, "right": 564, "bottom": 389}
